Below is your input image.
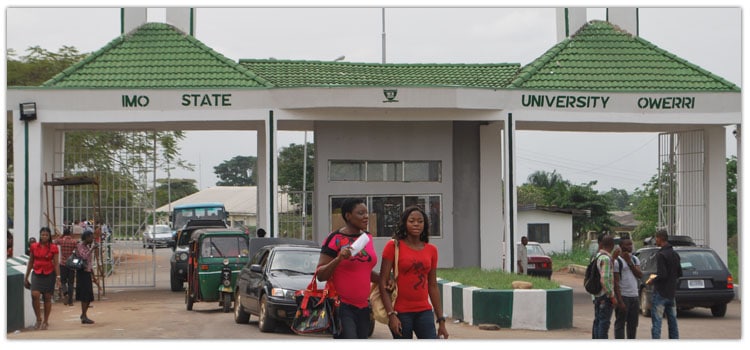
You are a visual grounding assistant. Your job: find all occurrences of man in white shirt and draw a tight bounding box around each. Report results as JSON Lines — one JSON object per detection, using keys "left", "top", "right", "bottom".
{"left": 516, "top": 236, "right": 528, "bottom": 275}
{"left": 613, "top": 237, "right": 642, "bottom": 339}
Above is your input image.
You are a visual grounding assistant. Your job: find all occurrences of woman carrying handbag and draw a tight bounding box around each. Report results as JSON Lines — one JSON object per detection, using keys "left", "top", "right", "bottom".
{"left": 316, "top": 198, "right": 380, "bottom": 339}
{"left": 379, "top": 206, "right": 449, "bottom": 339}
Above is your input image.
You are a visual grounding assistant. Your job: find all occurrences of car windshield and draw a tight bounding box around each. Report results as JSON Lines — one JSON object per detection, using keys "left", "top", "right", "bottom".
{"left": 678, "top": 250, "right": 724, "bottom": 271}
{"left": 270, "top": 250, "right": 318, "bottom": 274}
{"left": 200, "top": 236, "right": 249, "bottom": 258}
{"left": 153, "top": 226, "right": 171, "bottom": 234}
{"left": 526, "top": 244, "right": 546, "bottom": 256}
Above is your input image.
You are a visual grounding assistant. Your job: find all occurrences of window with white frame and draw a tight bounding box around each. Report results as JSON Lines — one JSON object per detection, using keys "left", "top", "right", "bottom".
{"left": 330, "top": 195, "right": 442, "bottom": 237}
{"left": 527, "top": 223, "right": 550, "bottom": 243}
{"left": 329, "top": 160, "right": 441, "bottom": 182}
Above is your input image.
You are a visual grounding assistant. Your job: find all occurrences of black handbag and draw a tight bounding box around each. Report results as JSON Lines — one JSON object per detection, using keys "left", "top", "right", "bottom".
{"left": 65, "top": 250, "right": 85, "bottom": 270}
{"left": 291, "top": 272, "right": 341, "bottom": 335}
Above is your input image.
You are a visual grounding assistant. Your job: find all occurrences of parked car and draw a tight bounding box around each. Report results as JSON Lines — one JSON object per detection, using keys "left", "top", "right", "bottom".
{"left": 141, "top": 224, "right": 173, "bottom": 249}
{"left": 642, "top": 235, "right": 696, "bottom": 247}
{"left": 169, "top": 219, "right": 228, "bottom": 291}
{"left": 634, "top": 245, "right": 734, "bottom": 317}
{"left": 233, "top": 239, "right": 320, "bottom": 332}
{"left": 525, "top": 241, "right": 552, "bottom": 279}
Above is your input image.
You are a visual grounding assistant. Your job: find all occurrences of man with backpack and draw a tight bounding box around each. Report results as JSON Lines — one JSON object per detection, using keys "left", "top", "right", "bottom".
{"left": 589, "top": 234, "right": 617, "bottom": 339}
{"left": 613, "top": 237, "right": 642, "bottom": 339}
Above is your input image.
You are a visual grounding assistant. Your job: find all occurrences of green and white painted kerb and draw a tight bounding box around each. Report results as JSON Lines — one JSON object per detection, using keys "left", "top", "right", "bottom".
{"left": 6, "top": 255, "right": 34, "bottom": 332}
{"left": 437, "top": 278, "right": 573, "bottom": 330}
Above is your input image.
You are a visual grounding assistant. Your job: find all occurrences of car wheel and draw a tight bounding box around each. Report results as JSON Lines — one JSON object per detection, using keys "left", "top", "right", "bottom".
{"left": 222, "top": 292, "right": 232, "bottom": 313}
{"left": 711, "top": 303, "right": 727, "bottom": 317}
{"left": 639, "top": 288, "right": 651, "bottom": 317}
{"left": 258, "top": 294, "right": 276, "bottom": 332}
{"left": 234, "top": 291, "right": 250, "bottom": 324}
{"left": 186, "top": 286, "right": 194, "bottom": 311}
{"left": 170, "top": 270, "right": 183, "bottom": 292}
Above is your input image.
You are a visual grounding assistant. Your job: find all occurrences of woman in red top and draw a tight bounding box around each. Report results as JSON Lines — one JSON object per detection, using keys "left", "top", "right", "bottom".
{"left": 317, "top": 198, "right": 380, "bottom": 339}
{"left": 378, "top": 206, "right": 448, "bottom": 339}
{"left": 24, "top": 227, "right": 61, "bottom": 330}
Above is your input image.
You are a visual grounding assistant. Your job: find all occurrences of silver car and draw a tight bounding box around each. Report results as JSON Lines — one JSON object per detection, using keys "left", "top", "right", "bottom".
{"left": 142, "top": 224, "right": 173, "bottom": 248}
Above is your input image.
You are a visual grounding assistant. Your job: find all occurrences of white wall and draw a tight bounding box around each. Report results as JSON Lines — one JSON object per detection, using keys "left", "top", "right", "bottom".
{"left": 517, "top": 209, "right": 573, "bottom": 254}
{"left": 314, "top": 120, "right": 454, "bottom": 268}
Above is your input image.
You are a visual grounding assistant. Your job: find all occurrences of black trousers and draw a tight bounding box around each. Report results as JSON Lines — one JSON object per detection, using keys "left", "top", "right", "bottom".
{"left": 614, "top": 296, "right": 640, "bottom": 339}
{"left": 59, "top": 264, "right": 76, "bottom": 304}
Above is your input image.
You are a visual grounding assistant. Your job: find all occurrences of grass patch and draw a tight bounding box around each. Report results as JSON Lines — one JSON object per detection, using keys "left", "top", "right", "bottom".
{"left": 550, "top": 248, "right": 591, "bottom": 270}
{"left": 436, "top": 267, "right": 560, "bottom": 290}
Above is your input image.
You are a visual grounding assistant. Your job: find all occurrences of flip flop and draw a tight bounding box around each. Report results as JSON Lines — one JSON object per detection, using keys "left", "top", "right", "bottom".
{"left": 40, "top": 322, "right": 48, "bottom": 330}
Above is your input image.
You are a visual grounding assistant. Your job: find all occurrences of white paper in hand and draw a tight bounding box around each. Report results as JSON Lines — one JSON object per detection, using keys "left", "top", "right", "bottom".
{"left": 349, "top": 232, "right": 370, "bottom": 256}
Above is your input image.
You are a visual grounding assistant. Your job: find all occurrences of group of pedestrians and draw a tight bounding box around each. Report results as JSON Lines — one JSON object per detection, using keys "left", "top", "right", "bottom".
{"left": 24, "top": 226, "right": 98, "bottom": 330}
{"left": 590, "top": 229, "right": 681, "bottom": 339}
{"left": 316, "top": 198, "right": 448, "bottom": 339}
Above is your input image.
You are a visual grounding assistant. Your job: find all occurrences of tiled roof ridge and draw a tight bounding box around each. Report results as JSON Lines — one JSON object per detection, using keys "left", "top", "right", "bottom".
{"left": 630, "top": 30, "right": 740, "bottom": 91}
{"left": 41, "top": 35, "right": 125, "bottom": 87}
{"left": 239, "top": 58, "right": 520, "bottom": 67}
{"left": 43, "top": 22, "right": 275, "bottom": 88}
{"left": 508, "top": 20, "right": 740, "bottom": 91}
{"left": 507, "top": 39, "right": 569, "bottom": 88}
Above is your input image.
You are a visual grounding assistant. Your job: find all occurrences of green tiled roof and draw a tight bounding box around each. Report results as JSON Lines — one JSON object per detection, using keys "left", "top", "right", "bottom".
{"left": 42, "top": 23, "right": 273, "bottom": 88}
{"left": 239, "top": 59, "right": 521, "bottom": 89}
{"left": 508, "top": 20, "right": 740, "bottom": 92}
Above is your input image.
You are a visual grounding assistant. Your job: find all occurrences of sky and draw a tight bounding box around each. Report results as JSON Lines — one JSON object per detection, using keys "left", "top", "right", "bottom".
{"left": 3, "top": 3, "right": 743, "bottom": 193}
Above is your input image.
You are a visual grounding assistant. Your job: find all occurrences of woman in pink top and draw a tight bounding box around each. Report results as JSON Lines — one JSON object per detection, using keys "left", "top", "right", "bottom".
{"left": 317, "top": 198, "right": 380, "bottom": 339}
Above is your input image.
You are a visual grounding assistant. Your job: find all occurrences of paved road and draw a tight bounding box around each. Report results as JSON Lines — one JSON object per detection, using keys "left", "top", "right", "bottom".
{"left": 5, "top": 248, "right": 741, "bottom": 343}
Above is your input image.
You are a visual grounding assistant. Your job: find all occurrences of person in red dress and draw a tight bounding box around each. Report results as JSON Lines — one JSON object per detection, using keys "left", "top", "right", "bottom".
{"left": 24, "top": 227, "right": 61, "bottom": 330}
{"left": 378, "top": 206, "right": 449, "bottom": 339}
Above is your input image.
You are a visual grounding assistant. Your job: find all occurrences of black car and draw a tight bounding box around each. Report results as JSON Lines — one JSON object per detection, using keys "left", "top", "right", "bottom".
{"left": 169, "top": 219, "right": 228, "bottom": 291}
{"left": 635, "top": 245, "right": 734, "bottom": 317}
{"left": 233, "top": 239, "right": 320, "bottom": 332}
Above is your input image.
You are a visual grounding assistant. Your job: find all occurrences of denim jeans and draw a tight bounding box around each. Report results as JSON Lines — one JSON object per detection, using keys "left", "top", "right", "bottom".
{"left": 391, "top": 309, "right": 437, "bottom": 339}
{"left": 59, "top": 264, "right": 76, "bottom": 304}
{"left": 614, "top": 296, "right": 639, "bottom": 339}
{"left": 651, "top": 290, "right": 679, "bottom": 339}
{"left": 592, "top": 295, "right": 614, "bottom": 339}
{"left": 334, "top": 302, "right": 371, "bottom": 339}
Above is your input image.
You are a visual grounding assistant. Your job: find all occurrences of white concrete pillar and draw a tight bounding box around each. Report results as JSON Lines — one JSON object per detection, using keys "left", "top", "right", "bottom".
{"left": 607, "top": 7, "right": 638, "bottom": 36}
{"left": 480, "top": 121, "right": 504, "bottom": 270}
{"left": 257, "top": 118, "right": 269, "bottom": 235}
{"left": 556, "top": 8, "right": 587, "bottom": 42}
{"left": 121, "top": 7, "right": 147, "bottom": 34}
{"left": 503, "top": 113, "right": 518, "bottom": 273}
{"left": 166, "top": 7, "right": 195, "bottom": 35}
{"left": 705, "top": 126, "right": 728, "bottom": 262}
{"left": 12, "top": 109, "right": 44, "bottom": 253}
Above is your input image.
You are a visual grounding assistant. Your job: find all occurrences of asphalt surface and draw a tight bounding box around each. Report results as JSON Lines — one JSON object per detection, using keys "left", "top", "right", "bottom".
{"left": 4, "top": 248, "right": 741, "bottom": 344}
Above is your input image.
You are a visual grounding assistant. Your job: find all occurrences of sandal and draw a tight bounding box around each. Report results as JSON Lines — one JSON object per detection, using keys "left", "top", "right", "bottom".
{"left": 40, "top": 322, "right": 48, "bottom": 330}
{"left": 81, "top": 317, "right": 95, "bottom": 324}
{"left": 34, "top": 320, "right": 42, "bottom": 330}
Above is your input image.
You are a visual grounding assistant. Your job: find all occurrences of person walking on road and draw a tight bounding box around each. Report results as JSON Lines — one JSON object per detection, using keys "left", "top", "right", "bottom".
{"left": 316, "top": 198, "right": 380, "bottom": 339}
{"left": 76, "top": 229, "right": 98, "bottom": 324}
{"left": 613, "top": 237, "right": 642, "bottom": 339}
{"left": 590, "top": 234, "right": 617, "bottom": 339}
{"left": 24, "top": 227, "right": 61, "bottom": 330}
{"left": 647, "top": 229, "right": 682, "bottom": 339}
{"left": 378, "top": 206, "right": 449, "bottom": 339}
{"left": 517, "top": 236, "right": 528, "bottom": 275}
{"left": 54, "top": 228, "right": 78, "bottom": 306}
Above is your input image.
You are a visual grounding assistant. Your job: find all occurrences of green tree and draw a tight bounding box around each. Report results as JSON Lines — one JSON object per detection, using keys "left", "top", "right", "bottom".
{"left": 154, "top": 178, "right": 199, "bottom": 207}
{"left": 214, "top": 156, "right": 257, "bottom": 186}
{"left": 7, "top": 46, "right": 87, "bottom": 86}
{"left": 278, "top": 143, "right": 315, "bottom": 191}
{"left": 631, "top": 174, "right": 660, "bottom": 241}
{"left": 603, "top": 188, "right": 632, "bottom": 211}
{"left": 726, "top": 156, "right": 737, "bottom": 238}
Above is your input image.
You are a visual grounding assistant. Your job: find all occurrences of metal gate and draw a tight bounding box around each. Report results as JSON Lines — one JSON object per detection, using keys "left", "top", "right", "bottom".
{"left": 53, "top": 130, "right": 158, "bottom": 288}
{"left": 277, "top": 190, "right": 314, "bottom": 240}
{"left": 658, "top": 130, "right": 706, "bottom": 245}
